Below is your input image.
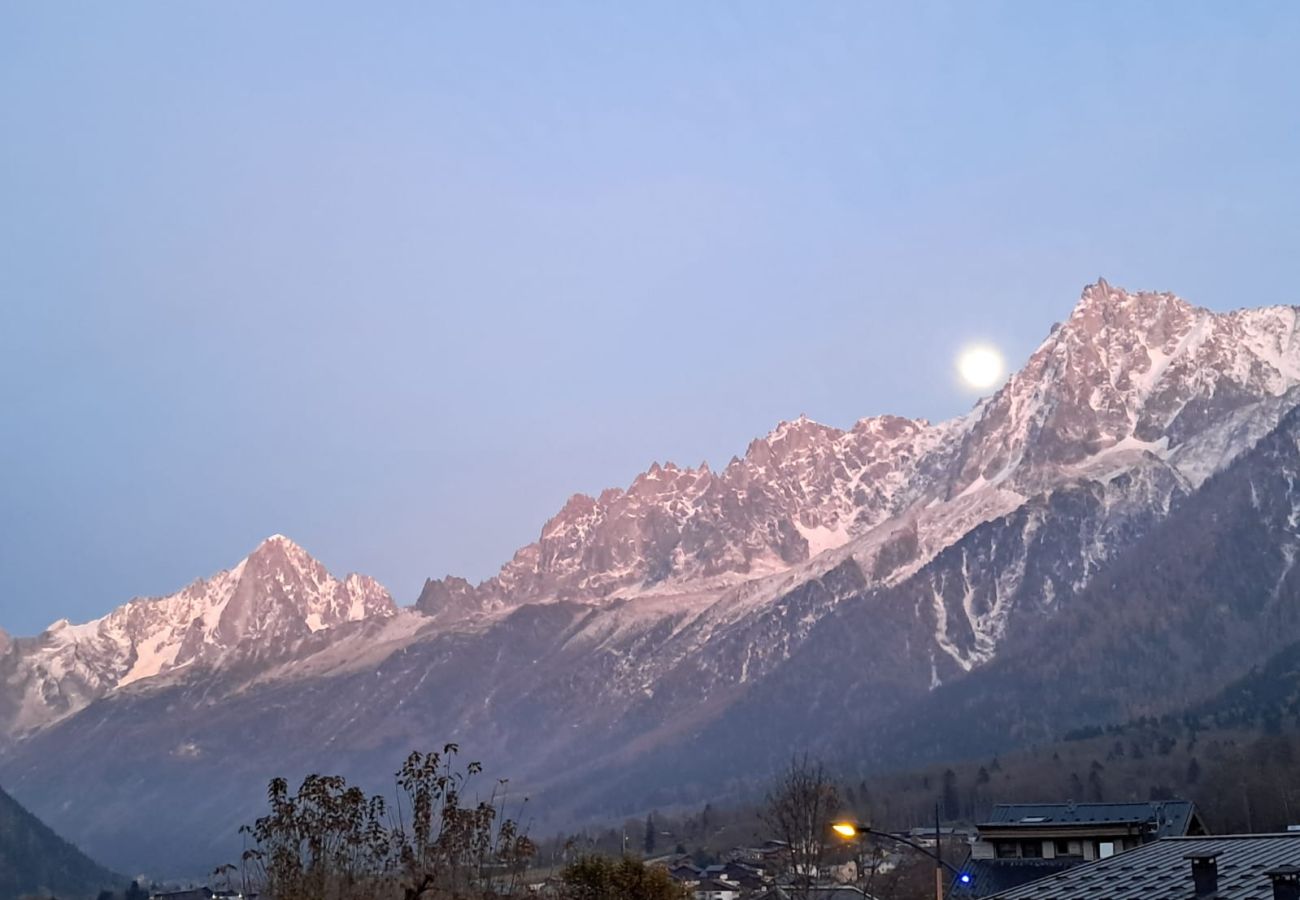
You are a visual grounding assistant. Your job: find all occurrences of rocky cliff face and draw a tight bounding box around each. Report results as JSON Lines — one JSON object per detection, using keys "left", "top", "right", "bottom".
{"left": 6, "top": 280, "right": 1300, "bottom": 878}
{"left": 949, "top": 279, "right": 1300, "bottom": 495}
{"left": 0, "top": 535, "right": 395, "bottom": 735}
{"left": 418, "top": 413, "right": 953, "bottom": 616}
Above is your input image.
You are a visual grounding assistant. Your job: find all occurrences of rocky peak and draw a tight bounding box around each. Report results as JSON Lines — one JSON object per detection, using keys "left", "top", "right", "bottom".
{"left": 0, "top": 536, "right": 395, "bottom": 736}
{"left": 415, "top": 411, "right": 942, "bottom": 617}
{"left": 414, "top": 575, "right": 485, "bottom": 623}
{"left": 245, "top": 533, "right": 310, "bottom": 564}
{"left": 1071, "top": 276, "right": 1189, "bottom": 314}
{"left": 949, "top": 280, "right": 1300, "bottom": 494}
{"left": 416, "top": 282, "right": 1300, "bottom": 617}
{"left": 213, "top": 535, "right": 395, "bottom": 645}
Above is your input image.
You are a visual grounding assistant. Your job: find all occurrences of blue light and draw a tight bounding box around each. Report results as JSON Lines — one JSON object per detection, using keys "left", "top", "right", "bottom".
{"left": 960, "top": 874, "right": 971, "bottom": 884}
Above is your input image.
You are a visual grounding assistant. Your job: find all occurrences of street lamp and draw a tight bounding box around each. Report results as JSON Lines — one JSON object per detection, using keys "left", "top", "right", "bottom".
{"left": 831, "top": 808, "right": 967, "bottom": 900}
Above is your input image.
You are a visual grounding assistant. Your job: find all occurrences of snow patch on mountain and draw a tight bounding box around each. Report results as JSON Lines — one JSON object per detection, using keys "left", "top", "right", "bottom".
{"left": 0, "top": 536, "right": 395, "bottom": 735}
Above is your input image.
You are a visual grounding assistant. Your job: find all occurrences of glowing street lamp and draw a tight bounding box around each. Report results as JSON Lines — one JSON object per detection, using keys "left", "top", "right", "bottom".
{"left": 831, "top": 811, "right": 967, "bottom": 900}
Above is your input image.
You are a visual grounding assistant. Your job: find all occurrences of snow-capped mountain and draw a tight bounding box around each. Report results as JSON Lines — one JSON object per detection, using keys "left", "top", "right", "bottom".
{"left": 949, "top": 278, "right": 1300, "bottom": 494}
{"left": 416, "top": 413, "right": 952, "bottom": 618}
{"left": 0, "top": 535, "right": 394, "bottom": 736}
{"left": 6, "top": 280, "right": 1300, "bottom": 877}
{"left": 424, "top": 279, "right": 1300, "bottom": 626}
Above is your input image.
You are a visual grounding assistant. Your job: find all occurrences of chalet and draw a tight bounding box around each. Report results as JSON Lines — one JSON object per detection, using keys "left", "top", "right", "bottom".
{"left": 953, "top": 800, "right": 1206, "bottom": 897}
{"left": 754, "top": 839, "right": 791, "bottom": 863}
{"left": 698, "top": 861, "right": 765, "bottom": 890}
{"left": 903, "top": 825, "right": 974, "bottom": 848}
{"left": 149, "top": 891, "right": 213, "bottom": 900}
{"left": 988, "top": 832, "right": 1300, "bottom": 899}
{"left": 668, "top": 861, "right": 703, "bottom": 885}
{"left": 693, "top": 878, "right": 743, "bottom": 900}
{"left": 753, "top": 886, "right": 880, "bottom": 900}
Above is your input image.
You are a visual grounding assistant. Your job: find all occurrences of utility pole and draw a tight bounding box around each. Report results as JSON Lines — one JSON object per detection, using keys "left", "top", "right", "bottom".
{"left": 935, "top": 802, "right": 944, "bottom": 900}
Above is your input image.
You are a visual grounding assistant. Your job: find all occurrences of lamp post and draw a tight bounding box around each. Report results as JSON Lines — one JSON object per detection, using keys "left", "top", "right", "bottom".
{"left": 831, "top": 809, "right": 966, "bottom": 900}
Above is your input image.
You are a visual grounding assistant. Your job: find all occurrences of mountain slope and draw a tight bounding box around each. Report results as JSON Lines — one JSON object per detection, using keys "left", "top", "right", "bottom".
{"left": 854, "top": 401, "right": 1300, "bottom": 765}
{"left": 0, "top": 783, "right": 121, "bottom": 900}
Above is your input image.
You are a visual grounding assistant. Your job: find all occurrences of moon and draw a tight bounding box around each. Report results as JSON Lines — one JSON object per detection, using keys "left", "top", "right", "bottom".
{"left": 957, "top": 345, "right": 1005, "bottom": 390}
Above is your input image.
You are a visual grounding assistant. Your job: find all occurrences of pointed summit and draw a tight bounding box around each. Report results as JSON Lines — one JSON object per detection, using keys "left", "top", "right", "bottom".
{"left": 1072, "top": 277, "right": 1120, "bottom": 314}
{"left": 0, "top": 534, "right": 398, "bottom": 734}
{"left": 951, "top": 279, "right": 1297, "bottom": 493}
{"left": 241, "top": 534, "right": 318, "bottom": 575}
{"left": 1070, "top": 278, "right": 1192, "bottom": 321}
{"left": 253, "top": 533, "right": 303, "bottom": 553}
{"left": 241, "top": 533, "right": 318, "bottom": 584}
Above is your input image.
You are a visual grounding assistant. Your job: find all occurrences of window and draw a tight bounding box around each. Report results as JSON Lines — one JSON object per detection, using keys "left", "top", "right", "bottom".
{"left": 1021, "top": 841, "right": 1043, "bottom": 858}
{"left": 1099, "top": 841, "right": 1116, "bottom": 859}
{"left": 995, "top": 841, "right": 1018, "bottom": 859}
{"left": 1055, "top": 839, "right": 1082, "bottom": 857}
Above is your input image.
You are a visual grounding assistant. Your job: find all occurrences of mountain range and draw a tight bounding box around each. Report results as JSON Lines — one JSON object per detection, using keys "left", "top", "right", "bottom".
{"left": 4, "top": 279, "right": 1300, "bottom": 876}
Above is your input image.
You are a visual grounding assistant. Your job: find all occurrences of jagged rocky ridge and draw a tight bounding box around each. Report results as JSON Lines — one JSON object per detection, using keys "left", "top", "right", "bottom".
{"left": 419, "top": 278, "right": 1300, "bottom": 618}
{"left": 4, "top": 280, "right": 1300, "bottom": 875}
{"left": 0, "top": 534, "right": 395, "bottom": 737}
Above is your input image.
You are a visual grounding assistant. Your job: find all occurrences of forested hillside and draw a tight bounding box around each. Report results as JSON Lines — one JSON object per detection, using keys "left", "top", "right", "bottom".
{"left": 0, "top": 784, "right": 121, "bottom": 900}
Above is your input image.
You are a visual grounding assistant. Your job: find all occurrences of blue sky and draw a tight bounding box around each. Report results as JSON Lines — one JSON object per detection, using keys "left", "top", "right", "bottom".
{"left": 3, "top": 2, "right": 1299, "bottom": 634}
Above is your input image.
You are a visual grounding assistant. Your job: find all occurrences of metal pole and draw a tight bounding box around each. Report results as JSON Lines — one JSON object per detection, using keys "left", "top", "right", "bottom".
{"left": 935, "top": 802, "right": 944, "bottom": 900}
{"left": 849, "top": 827, "right": 963, "bottom": 876}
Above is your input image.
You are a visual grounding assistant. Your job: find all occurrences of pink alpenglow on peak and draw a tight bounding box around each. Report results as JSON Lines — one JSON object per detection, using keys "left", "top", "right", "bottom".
{"left": 948, "top": 279, "right": 1300, "bottom": 495}
{"left": 0, "top": 535, "right": 395, "bottom": 735}
{"left": 414, "top": 281, "right": 1300, "bottom": 627}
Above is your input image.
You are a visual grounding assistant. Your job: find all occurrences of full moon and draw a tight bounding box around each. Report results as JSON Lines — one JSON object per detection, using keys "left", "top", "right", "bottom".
{"left": 957, "top": 345, "right": 1005, "bottom": 390}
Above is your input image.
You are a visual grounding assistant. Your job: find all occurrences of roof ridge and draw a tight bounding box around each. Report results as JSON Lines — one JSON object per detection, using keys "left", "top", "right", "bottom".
{"left": 995, "top": 800, "right": 1186, "bottom": 807}
{"left": 1164, "top": 832, "right": 1300, "bottom": 840}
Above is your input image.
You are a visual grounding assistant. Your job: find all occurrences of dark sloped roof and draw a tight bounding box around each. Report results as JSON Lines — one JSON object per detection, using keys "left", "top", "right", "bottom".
{"left": 753, "top": 887, "right": 877, "bottom": 900}
{"left": 980, "top": 801, "right": 1197, "bottom": 837}
{"left": 990, "top": 833, "right": 1300, "bottom": 899}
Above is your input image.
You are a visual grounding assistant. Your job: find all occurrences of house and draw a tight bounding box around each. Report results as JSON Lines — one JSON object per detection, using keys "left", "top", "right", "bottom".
{"left": 693, "top": 877, "right": 743, "bottom": 900}
{"left": 757, "top": 839, "right": 791, "bottom": 863}
{"left": 150, "top": 890, "right": 212, "bottom": 900}
{"left": 752, "top": 886, "right": 880, "bottom": 900}
{"left": 988, "top": 832, "right": 1300, "bottom": 899}
{"left": 953, "top": 800, "right": 1206, "bottom": 897}
{"left": 904, "top": 825, "right": 975, "bottom": 848}
{"left": 668, "top": 861, "right": 702, "bottom": 885}
{"left": 696, "top": 861, "right": 765, "bottom": 890}
{"left": 730, "top": 845, "right": 771, "bottom": 864}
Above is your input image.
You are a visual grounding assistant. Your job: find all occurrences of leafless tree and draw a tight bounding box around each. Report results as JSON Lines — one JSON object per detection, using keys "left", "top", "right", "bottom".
{"left": 760, "top": 754, "right": 840, "bottom": 900}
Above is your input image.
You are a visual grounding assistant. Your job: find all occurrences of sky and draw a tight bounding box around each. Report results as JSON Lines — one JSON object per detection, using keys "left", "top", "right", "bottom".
{"left": 3, "top": 2, "right": 1300, "bottom": 635}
